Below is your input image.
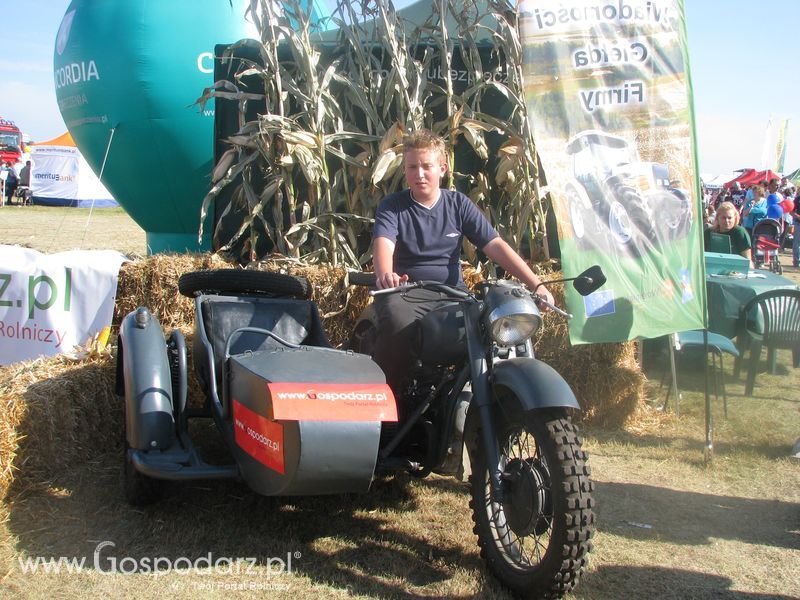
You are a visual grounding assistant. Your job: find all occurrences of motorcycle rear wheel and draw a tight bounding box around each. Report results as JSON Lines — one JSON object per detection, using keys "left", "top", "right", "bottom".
{"left": 470, "top": 407, "right": 594, "bottom": 598}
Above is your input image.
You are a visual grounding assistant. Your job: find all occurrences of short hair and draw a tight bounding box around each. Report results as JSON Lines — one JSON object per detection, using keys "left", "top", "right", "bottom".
{"left": 712, "top": 201, "right": 740, "bottom": 232}
{"left": 403, "top": 129, "right": 446, "bottom": 162}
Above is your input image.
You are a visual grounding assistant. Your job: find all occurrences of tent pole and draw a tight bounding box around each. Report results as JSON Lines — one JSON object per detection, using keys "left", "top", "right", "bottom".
{"left": 703, "top": 328, "right": 713, "bottom": 462}
{"left": 81, "top": 127, "right": 116, "bottom": 248}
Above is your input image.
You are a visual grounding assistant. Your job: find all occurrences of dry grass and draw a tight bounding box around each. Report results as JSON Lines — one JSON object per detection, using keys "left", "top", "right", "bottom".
{"left": 0, "top": 366, "right": 797, "bottom": 599}
{"left": 0, "top": 206, "right": 146, "bottom": 256}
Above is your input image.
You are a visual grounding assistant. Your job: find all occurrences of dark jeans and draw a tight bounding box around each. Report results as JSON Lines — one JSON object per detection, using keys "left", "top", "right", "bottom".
{"left": 371, "top": 288, "right": 451, "bottom": 393}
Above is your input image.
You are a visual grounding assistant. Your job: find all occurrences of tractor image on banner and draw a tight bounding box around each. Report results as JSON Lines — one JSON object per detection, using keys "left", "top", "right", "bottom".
{"left": 520, "top": 0, "right": 706, "bottom": 344}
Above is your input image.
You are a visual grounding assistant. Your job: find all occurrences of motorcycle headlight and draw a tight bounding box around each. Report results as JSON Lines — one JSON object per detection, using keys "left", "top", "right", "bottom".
{"left": 486, "top": 298, "right": 542, "bottom": 346}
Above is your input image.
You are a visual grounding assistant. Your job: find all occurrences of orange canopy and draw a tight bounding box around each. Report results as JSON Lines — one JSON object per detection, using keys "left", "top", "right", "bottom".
{"left": 33, "top": 132, "right": 76, "bottom": 147}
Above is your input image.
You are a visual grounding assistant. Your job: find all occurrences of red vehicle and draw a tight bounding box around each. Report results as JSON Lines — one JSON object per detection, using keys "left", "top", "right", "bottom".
{"left": 0, "top": 117, "right": 23, "bottom": 165}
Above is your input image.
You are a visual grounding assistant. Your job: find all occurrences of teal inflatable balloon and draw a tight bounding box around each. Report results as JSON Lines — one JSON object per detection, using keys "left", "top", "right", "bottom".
{"left": 53, "top": 0, "right": 257, "bottom": 253}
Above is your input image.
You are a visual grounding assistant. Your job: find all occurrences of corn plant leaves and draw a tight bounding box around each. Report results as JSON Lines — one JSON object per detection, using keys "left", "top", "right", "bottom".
{"left": 207, "top": 0, "right": 546, "bottom": 265}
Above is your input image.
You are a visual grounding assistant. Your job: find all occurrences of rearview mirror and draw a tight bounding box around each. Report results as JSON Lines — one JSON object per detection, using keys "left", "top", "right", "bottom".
{"left": 573, "top": 265, "right": 606, "bottom": 296}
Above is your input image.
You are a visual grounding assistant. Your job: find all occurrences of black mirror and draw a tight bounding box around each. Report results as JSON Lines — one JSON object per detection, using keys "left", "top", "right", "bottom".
{"left": 573, "top": 265, "right": 606, "bottom": 296}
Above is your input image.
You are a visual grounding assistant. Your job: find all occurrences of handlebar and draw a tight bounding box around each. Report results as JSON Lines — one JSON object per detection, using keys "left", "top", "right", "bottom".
{"left": 369, "top": 280, "right": 472, "bottom": 300}
{"left": 348, "top": 271, "right": 580, "bottom": 318}
{"left": 534, "top": 295, "right": 572, "bottom": 319}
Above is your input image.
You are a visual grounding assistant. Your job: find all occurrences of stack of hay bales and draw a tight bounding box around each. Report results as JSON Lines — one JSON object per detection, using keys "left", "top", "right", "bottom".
{"left": 0, "top": 253, "right": 645, "bottom": 503}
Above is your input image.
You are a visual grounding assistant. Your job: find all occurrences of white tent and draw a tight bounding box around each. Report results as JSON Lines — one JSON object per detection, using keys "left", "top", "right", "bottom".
{"left": 701, "top": 172, "right": 739, "bottom": 189}
{"left": 30, "top": 132, "right": 117, "bottom": 207}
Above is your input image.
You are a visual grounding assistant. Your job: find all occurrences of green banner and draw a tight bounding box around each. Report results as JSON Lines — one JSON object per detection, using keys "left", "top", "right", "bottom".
{"left": 520, "top": 0, "right": 706, "bottom": 343}
{"left": 775, "top": 118, "right": 789, "bottom": 174}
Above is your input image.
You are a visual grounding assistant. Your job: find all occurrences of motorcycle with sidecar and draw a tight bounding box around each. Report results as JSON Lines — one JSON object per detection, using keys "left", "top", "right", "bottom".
{"left": 117, "top": 265, "right": 605, "bottom": 598}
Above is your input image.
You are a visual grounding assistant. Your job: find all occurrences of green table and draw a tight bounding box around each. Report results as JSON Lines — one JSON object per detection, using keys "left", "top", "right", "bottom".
{"left": 706, "top": 271, "right": 799, "bottom": 339}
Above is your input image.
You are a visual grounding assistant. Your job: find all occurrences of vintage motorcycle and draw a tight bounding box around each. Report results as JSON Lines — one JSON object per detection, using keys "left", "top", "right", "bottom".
{"left": 117, "top": 265, "right": 604, "bottom": 598}
{"left": 347, "top": 266, "right": 604, "bottom": 597}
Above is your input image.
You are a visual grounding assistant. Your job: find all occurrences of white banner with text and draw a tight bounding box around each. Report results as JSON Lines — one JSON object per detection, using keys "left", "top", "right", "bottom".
{"left": 0, "top": 246, "right": 126, "bottom": 365}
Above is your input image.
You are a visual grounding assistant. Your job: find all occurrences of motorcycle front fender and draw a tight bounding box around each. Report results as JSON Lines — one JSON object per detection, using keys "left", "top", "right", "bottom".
{"left": 491, "top": 358, "right": 581, "bottom": 415}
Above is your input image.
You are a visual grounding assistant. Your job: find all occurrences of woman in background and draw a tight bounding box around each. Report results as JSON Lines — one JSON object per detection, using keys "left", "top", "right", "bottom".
{"left": 741, "top": 184, "right": 767, "bottom": 240}
{"left": 704, "top": 201, "right": 752, "bottom": 263}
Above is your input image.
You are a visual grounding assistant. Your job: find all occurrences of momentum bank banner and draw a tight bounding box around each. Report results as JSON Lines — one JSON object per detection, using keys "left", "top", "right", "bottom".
{"left": 520, "top": 0, "right": 705, "bottom": 343}
{"left": 30, "top": 145, "right": 79, "bottom": 200}
{"left": 0, "top": 246, "right": 126, "bottom": 365}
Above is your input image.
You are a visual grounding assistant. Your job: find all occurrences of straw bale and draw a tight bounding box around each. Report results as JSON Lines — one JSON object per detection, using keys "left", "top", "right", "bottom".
{"left": 1, "top": 254, "right": 646, "bottom": 501}
{"left": 0, "top": 354, "right": 119, "bottom": 502}
{"left": 248, "top": 257, "right": 360, "bottom": 348}
{"left": 114, "top": 253, "right": 230, "bottom": 331}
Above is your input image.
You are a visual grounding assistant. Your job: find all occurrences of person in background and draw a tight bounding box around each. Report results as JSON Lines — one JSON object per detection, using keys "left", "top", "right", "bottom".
{"left": 2, "top": 162, "right": 18, "bottom": 205}
{"left": 17, "top": 160, "right": 31, "bottom": 205}
{"left": 18, "top": 160, "right": 30, "bottom": 188}
{"left": 730, "top": 181, "right": 745, "bottom": 209}
{"left": 741, "top": 184, "right": 767, "bottom": 240}
{"left": 767, "top": 178, "right": 784, "bottom": 203}
{"left": 712, "top": 188, "right": 729, "bottom": 210}
{"left": 704, "top": 200, "right": 752, "bottom": 263}
{"left": 793, "top": 190, "right": 800, "bottom": 268}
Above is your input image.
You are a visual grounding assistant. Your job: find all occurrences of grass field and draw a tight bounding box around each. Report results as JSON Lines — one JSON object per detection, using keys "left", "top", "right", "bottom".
{"left": 1, "top": 207, "right": 799, "bottom": 599}
{"left": 0, "top": 206, "right": 147, "bottom": 256}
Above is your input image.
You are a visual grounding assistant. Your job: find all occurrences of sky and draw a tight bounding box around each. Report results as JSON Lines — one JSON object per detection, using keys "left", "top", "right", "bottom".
{"left": 1, "top": 0, "right": 798, "bottom": 176}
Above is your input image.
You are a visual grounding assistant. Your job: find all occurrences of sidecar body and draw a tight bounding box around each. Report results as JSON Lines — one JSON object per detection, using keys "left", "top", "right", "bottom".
{"left": 117, "top": 273, "right": 397, "bottom": 502}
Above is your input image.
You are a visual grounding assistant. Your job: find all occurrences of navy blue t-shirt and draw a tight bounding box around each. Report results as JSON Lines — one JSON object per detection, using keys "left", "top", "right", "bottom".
{"left": 373, "top": 189, "right": 498, "bottom": 285}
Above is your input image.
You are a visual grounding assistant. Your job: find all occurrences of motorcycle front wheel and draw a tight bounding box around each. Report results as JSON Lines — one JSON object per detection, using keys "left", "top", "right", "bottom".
{"left": 470, "top": 407, "right": 594, "bottom": 598}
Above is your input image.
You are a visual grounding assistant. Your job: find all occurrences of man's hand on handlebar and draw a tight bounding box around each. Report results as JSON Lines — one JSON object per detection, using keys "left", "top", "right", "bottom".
{"left": 533, "top": 284, "right": 555, "bottom": 312}
{"left": 376, "top": 272, "right": 409, "bottom": 290}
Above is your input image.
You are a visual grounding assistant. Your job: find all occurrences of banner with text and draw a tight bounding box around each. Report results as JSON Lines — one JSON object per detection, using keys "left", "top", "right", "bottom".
{"left": 0, "top": 246, "right": 126, "bottom": 365}
{"left": 30, "top": 145, "right": 80, "bottom": 200}
{"left": 520, "top": 0, "right": 706, "bottom": 343}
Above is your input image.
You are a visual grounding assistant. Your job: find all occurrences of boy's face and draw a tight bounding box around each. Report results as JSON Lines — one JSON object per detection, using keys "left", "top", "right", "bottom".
{"left": 403, "top": 148, "right": 446, "bottom": 199}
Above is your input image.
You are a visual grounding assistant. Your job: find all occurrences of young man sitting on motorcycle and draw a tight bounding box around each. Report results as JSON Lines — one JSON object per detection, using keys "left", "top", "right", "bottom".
{"left": 370, "top": 129, "right": 553, "bottom": 398}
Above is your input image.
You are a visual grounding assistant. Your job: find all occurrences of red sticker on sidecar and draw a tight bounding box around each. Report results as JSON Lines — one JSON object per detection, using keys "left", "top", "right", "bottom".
{"left": 266, "top": 383, "right": 398, "bottom": 422}
{"left": 232, "top": 399, "right": 285, "bottom": 474}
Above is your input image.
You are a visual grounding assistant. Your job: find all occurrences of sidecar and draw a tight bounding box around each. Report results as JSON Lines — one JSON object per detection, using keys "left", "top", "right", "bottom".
{"left": 116, "top": 269, "right": 397, "bottom": 505}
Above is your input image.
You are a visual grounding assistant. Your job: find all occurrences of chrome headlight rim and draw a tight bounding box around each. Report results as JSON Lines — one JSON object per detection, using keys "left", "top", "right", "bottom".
{"left": 486, "top": 298, "right": 542, "bottom": 347}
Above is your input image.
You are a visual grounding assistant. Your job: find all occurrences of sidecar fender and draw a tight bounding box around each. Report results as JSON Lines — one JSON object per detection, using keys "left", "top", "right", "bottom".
{"left": 118, "top": 308, "right": 176, "bottom": 450}
{"left": 491, "top": 358, "right": 581, "bottom": 413}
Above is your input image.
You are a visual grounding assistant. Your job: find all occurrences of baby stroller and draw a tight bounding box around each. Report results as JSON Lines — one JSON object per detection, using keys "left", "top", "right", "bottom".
{"left": 751, "top": 218, "right": 783, "bottom": 274}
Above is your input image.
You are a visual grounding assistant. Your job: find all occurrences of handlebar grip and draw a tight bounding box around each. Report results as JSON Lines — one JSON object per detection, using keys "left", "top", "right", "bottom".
{"left": 535, "top": 295, "right": 572, "bottom": 319}
{"left": 348, "top": 271, "right": 377, "bottom": 287}
{"left": 369, "top": 287, "right": 398, "bottom": 297}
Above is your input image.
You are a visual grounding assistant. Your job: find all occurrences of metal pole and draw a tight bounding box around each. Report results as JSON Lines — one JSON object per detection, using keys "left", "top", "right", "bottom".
{"left": 81, "top": 127, "right": 116, "bottom": 247}
{"left": 703, "top": 329, "right": 713, "bottom": 461}
{"left": 668, "top": 333, "right": 680, "bottom": 416}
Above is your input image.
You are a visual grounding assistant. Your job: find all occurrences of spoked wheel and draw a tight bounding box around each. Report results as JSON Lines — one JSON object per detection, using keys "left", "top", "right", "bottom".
{"left": 470, "top": 407, "right": 594, "bottom": 598}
